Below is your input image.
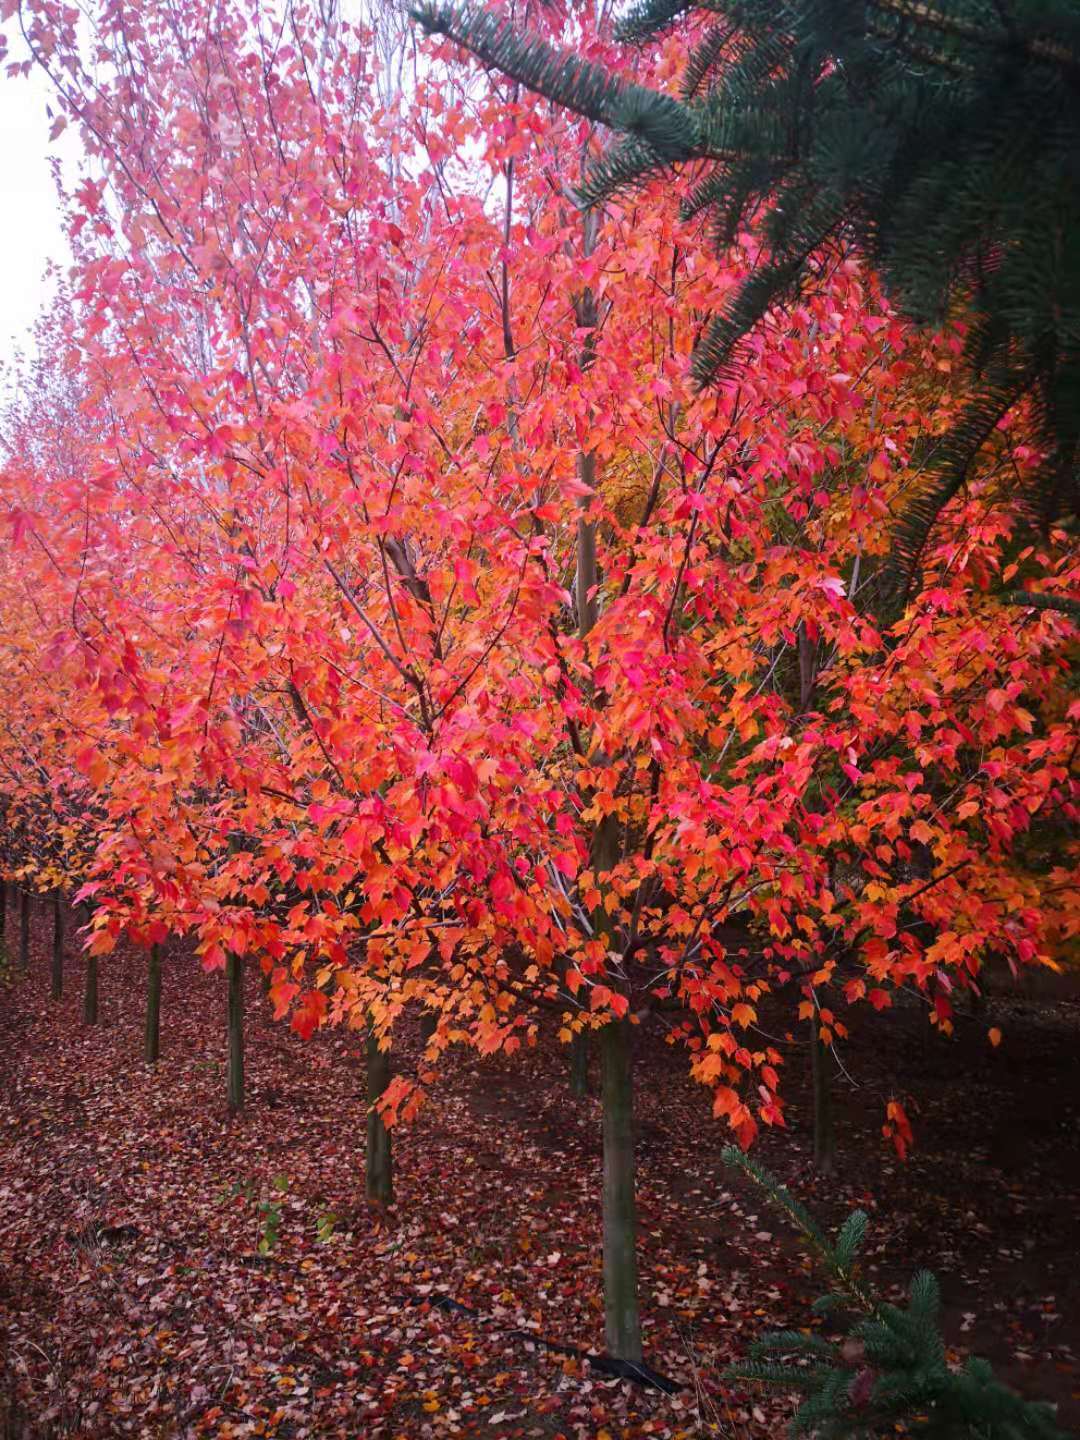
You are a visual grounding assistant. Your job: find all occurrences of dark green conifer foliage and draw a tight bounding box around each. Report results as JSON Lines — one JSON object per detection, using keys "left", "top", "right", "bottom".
{"left": 720, "top": 1146, "right": 1066, "bottom": 1438}
{"left": 413, "top": 0, "right": 1080, "bottom": 586}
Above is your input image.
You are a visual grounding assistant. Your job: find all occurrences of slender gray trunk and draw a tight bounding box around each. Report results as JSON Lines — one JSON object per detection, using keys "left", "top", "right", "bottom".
{"left": 18, "top": 890, "right": 30, "bottom": 972}
{"left": 592, "top": 803, "right": 640, "bottom": 1357}
{"left": 365, "top": 1023, "right": 393, "bottom": 1205}
{"left": 601, "top": 1019, "right": 642, "bottom": 1362}
{"left": 145, "top": 944, "right": 162, "bottom": 1063}
{"left": 51, "top": 893, "right": 64, "bottom": 1000}
{"left": 227, "top": 953, "right": 244, "bottom": 1112}
{"left": 810, "top": 1006, "right": 835, "bottom": 1175}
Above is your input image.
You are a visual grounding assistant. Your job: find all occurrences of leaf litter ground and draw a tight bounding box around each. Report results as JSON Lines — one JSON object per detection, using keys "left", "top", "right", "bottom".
{"left": 1, "top": 907, "right": 1078, "bottom": 1438}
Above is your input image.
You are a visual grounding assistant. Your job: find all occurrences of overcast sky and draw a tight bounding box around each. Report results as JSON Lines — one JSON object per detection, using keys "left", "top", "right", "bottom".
{"left": 0, "top": 60, "right": 75, "bottom": 365}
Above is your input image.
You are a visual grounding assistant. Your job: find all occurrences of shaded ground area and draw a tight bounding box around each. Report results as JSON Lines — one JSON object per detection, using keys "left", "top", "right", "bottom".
{"left": 0, "top": 906, "right": 1077, "bottom": 1437}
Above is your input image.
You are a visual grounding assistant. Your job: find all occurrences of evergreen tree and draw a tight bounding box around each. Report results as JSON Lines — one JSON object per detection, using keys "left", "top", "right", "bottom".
{"left": 719, "top": 1147, "right": 1066, "bottom": 1438}
{"left": 412, "top": 0, "right": 1080, "bottom": 588}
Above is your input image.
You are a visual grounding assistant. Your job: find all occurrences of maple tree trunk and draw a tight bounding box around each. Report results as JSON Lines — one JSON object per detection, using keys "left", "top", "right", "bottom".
{"left": 810, "top": 1008, "right": 835, "bottom": 1176}
{"left": 569, "top": 1030, "right": 590, "bottom": 1096}
{"left": 227, "top": 953, "right": 244, "bottom": 1113}
{"left": 567, "top": 440, "right": 598, "bottom": 1105}
{"left": 572, "top": 197, "right": 643, "bottom": 1363}
{"left": 418, "top": 1010, "right": 437, "bottom": 1046}
{"left": 0, "top": 881, "right": 6, "bottom": 954}
{"left": 569, "top": 204, "right": 599, "bottom": 1122}
{"left": 601, "top": 1018, "right": 642, "bottom": 1363}
{"left": 18, "top": 890, "right": 29, "bottom": 973}
{"left": 51, "top": 893, "right": 64, "bottom": 1000}
{"left": 365, "top": 1024, "right": 393, "bottom": 1206}
{"left": 83, "top": 951, "right": 98, "bottom": 1024}
{"left": 145, "top": 944, "right": 162, "bottom": 1064}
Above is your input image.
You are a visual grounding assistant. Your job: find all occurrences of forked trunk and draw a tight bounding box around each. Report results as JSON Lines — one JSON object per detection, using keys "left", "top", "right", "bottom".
{"left": 145, "top": 944, "right": 162, "bottom": 1064}
{"left": 227, "top": 952, "right": 244, "bottom": 1112}
{"left": 601, "top": 1018, "right": 642, "bottom": 1363}
{"left": 365, "top": 1023, "right": 393, "bottom": 1206}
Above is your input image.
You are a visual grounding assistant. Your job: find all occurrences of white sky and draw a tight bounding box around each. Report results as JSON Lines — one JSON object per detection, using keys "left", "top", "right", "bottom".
{"left": 0, "top": 58, "right": 76, "bottom": 365}
{"left": 0, "top": 6, "right": 439, "bottom": 368}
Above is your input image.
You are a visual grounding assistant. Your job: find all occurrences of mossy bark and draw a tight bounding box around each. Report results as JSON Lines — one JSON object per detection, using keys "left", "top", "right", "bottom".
{"left": 601, "top": 1018, "right": 642, "bottom": 1363}
{"left": 227, "top": 952, "right": 244, "bottom": 1112}
{"left": 569, "top": 1029, "right": 590, "bottom": 1096}
{"left": 365, "top": 1024, "right": 393, "bottom": 1206}
{"left": 145, "top": 944, "right": 162, "bottom": 1064}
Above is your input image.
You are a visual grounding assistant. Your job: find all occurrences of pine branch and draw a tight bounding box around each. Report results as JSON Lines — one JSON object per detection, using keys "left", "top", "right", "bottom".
{"left": 411, "top": 3, "right": 703, "bottom": 161}
{"left": 719, "top": 1149, "right": 1068, "bottom": 1437}
{"left": 1001, "top": 590, "right": 1080, "bottom": 618}
{"left": 411, "top": 0, "right": 1080, "bottom": 552}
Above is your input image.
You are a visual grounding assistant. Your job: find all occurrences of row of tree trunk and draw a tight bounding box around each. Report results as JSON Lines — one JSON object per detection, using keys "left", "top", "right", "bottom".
{"left": 1, "top": 883, "right": 840, "bottom": 1371}
{"left": 0, "top": 885, "right": 47, "bottom": 977}
{"left": 0, "top": 892, "right": 230, "bottom": 1096}
{"left": 1, "top": 891, "right": 397, "bottom": 1224}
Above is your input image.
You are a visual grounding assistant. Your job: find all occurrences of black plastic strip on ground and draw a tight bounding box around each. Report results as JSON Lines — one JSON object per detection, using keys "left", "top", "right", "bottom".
{"left": 398, "top": 1292, "right": 680, "bottom": 1394}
